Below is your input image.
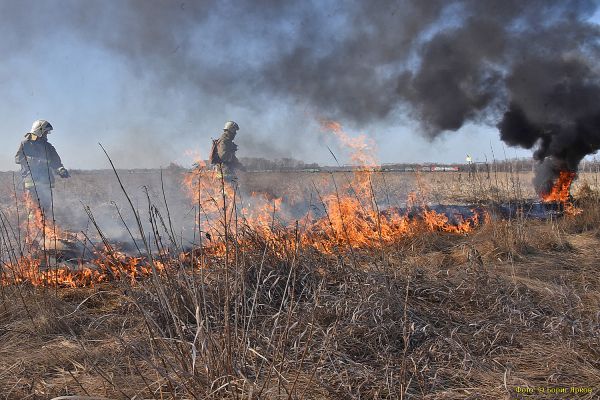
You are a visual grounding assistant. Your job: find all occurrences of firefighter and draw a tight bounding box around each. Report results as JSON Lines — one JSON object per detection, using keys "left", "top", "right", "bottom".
{"left": 210, "top": 120, "right": 244, "bottom": 183}
{"left": 15, "top": 120, "right": 70, "bottom": 217}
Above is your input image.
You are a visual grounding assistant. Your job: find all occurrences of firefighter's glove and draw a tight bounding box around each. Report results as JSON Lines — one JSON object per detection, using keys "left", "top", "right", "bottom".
{"left": 57, "top": 167, "right": 70, "bottom": 178}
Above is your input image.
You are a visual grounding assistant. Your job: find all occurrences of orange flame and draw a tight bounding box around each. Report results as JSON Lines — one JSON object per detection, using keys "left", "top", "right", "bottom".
{"left": 1, "top": 249, "right": 169, "bottom": 288}
{"left": 2, "top": 122, "right": 484, "bottom": 288}
{"left": 22, "top": 191, "right": 63, "bottom": 247}
{"left": 320, "top": 120, "right": 377, "bottom": 168}
{"left": 541, "top": 171, "right": 581, "bottom": 215}
{"left": 542, "top": 171, "right": 576, "bottom": 203}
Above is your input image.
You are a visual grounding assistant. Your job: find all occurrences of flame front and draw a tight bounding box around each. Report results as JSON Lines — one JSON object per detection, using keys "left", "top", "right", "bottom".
{"left": 3, "top": 122, "right": 483, "bottom": 287}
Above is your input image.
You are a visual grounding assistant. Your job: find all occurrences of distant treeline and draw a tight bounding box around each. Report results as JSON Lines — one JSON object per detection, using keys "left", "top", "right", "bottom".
{"left": 161, "top": 157, "right": 600, "bottom": 173}
{"left": 382, "top": 159, "right": 600, "bottom": 173}
{"left": 239, "top": 157, "right": 320, "bottom": 171}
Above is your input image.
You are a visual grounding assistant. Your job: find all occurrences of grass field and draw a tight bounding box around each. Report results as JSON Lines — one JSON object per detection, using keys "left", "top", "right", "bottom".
{"left": 0, "top": 168, "right": 599, "bottom": 399}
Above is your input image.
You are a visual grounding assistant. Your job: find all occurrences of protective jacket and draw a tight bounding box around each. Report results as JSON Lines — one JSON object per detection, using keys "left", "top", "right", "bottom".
{"left": 15, "top": 135, "right": 65, "bottom": 188}
{"left": 217, "top": 131, "right": 243, "bottom": 170}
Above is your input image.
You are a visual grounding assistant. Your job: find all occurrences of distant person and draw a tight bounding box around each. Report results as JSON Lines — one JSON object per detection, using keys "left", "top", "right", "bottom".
{"left": 466, "top": 154, "right": 474, "bottom": 179}
{"left": 209, "top": 120, "right": 244, "bottom": 183}
{"left": 15, "top": 120, "right": 70, "bottom": 217}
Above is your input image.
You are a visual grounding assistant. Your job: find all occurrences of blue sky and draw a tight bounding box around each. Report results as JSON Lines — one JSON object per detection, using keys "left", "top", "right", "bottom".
{"left": 0, "top": 1, "right": 598, "bottom": 171}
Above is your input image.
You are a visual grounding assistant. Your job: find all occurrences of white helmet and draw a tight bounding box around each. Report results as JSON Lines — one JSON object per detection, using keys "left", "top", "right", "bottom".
{"left": 223, "top": 121, "right": 239, "bottom": 132}
{"left": 30, "top": 120, "right": 53, "bottom": 137}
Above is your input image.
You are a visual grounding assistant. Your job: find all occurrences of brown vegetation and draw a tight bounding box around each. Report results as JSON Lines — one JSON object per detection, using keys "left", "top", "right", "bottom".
{"left": 0, "top": 169, "right": 599, "bottom": 399}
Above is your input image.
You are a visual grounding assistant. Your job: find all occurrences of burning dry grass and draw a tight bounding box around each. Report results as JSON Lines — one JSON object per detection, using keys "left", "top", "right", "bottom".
{"left": 1, "top": 134, "right": 599, "bottom": 398}
{"left": 1, "top": 191, "right": 599, "bottom": 398}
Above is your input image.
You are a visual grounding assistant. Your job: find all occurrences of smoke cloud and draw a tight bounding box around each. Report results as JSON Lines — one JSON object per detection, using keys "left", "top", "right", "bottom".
{"left": 395, "top": 1, "right": 600, "bottom": 193}
{"left": 1, "top": 0, "right": 599, "bottom": 190}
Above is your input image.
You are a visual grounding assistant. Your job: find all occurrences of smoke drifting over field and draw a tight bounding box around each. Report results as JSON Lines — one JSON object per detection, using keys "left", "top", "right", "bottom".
{"left": 396, "top": 1, "right": 600, "bottom": 193}
{"left": 1, "top": 0, "right": 599, "bottom": 187}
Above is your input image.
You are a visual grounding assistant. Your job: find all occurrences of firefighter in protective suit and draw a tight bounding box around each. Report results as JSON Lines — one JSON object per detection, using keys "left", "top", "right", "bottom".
{"left": 15, "top": 120, "right": 70, "bottom": 217}
{"left": 212, "top": 121, "right": 244, "bottom": 183}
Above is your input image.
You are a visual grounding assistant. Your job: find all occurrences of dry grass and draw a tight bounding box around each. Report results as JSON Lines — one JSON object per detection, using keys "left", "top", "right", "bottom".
{"left": 0, "top": 169, "right": 599, "bottom": 399}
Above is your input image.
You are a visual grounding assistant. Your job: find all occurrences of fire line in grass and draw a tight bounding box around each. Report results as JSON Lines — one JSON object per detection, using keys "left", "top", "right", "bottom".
{"left": 3, "top": 122, "right": 484, "bottom": 287}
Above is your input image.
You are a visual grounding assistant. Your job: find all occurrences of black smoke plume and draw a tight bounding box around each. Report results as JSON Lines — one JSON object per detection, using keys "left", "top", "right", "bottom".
{"left": 498, "top": 56, "right": 600, "bottom": 195}
{"left": 395, "top": 1, "right": 600, "bottom": 194}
